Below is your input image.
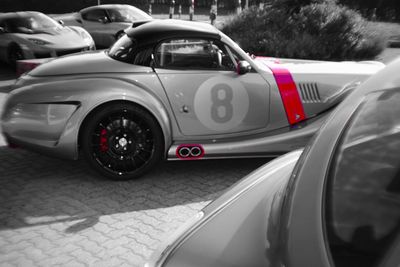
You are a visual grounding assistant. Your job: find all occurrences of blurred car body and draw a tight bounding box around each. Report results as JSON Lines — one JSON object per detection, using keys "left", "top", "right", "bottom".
{"left": 54, "top": 4, "right": 152, "bottom": 47}
{"left": 0, "top": 11, "right": 95, "bottom": 66}
{"left": 145, "top": 59, "right": 400, "bottom": 267}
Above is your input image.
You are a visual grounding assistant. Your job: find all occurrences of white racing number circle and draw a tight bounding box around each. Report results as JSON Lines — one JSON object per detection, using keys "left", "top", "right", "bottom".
{"left": 194, "top": 77, "right": 249, "bottom": 131}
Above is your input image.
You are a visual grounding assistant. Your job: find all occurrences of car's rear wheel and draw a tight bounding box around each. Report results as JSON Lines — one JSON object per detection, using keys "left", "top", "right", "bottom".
{"left": 81, "top": 103, "right": 164, "bottom": 180}
{"left": 8, "top": 44, "right": 24, "bottom": 68}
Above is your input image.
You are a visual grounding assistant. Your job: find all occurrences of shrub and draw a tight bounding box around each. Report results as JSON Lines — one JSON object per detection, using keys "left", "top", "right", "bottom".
{"left": 270, "top": 0, "right": 334, "bottom": 14}
{"left": 222, "top": 1, "right": 388, "bottom": 60}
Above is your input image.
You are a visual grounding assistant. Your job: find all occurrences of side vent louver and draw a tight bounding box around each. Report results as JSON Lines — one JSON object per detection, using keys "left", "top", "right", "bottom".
{"left": 298, "top": 83, "right": 321, "bottom": 103}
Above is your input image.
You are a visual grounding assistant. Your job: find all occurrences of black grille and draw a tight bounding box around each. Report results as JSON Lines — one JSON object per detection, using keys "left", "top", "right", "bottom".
{"left": 298, "top": 83, "right": 321, "bottom": 103}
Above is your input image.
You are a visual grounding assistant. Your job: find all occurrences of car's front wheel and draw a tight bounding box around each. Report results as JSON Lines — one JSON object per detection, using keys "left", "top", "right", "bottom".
{"left": 81, "top": 103, "right": 164, "bottom": 180}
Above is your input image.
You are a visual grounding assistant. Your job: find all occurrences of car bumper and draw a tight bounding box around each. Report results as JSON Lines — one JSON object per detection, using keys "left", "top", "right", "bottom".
{"left": 1, "top": 99, "right": 81, "bottom": 159}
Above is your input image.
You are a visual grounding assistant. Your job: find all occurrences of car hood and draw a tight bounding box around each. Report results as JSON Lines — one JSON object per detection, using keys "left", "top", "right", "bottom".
{"left": 29, "top": 50, "right": 147, "bottom": 77}
{"left": 14, "top": 26, "right": 87, "bottom": 48}
{"left": 254, "top": 57, "right": 385, "bottom": 76}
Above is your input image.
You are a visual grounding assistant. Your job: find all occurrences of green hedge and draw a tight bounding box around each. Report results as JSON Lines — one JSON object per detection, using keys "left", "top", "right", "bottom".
{"left": 222, "top": 2, "right": 387, "bottom": 60}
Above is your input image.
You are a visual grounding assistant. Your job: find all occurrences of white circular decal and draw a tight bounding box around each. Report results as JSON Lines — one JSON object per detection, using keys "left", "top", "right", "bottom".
{"left": 194, "top": 77, "right": 249, "bottom": 131}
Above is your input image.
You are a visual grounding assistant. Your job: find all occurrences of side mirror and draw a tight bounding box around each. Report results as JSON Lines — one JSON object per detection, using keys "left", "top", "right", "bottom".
{"left": 236, "top": 60, "right": 251, "bottom": 75}
{"left": 98, "top": 17, "right": 108, "bottom": 24}
{"left": 58, "top": 20, "right": 64, "bottom": 26}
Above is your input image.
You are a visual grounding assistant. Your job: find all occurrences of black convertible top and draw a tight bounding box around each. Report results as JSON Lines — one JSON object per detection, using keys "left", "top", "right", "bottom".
{"left": 126, "top": 19, "right": 221, "bottom": 46}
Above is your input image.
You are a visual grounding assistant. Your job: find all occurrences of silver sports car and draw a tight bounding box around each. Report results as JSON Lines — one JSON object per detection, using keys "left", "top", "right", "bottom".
{"left": 1, "top": 20, "right": 384, "bottom": 180}
{"left": 145, "top": 58, "right": 400, "bottom": 267}
{"left": 0, "top": 11, "right": 95, "bottom": 66}
{"left": 54, "top": 4, "right": 152, "bottom": 47}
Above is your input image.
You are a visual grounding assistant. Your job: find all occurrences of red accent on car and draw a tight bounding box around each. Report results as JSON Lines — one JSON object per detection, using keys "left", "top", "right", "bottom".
{"left": 263, "top": 62, "right": 306, "bottom": 125}
{"left": 100, "top": 129, "right": 108, "bottom": 152}
{"left": 7, "top": 143, "right": 19, "bottom": 149}
{"left": 16, "top": 58, "right": 52, "bottom": 77}
{"left": 176, "top": 144, "right": 205, "bottom": 160}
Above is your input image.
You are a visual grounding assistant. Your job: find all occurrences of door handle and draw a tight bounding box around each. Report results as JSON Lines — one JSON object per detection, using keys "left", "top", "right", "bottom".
{"left": 180, "top": 105, "right": 189, "bottom": 113}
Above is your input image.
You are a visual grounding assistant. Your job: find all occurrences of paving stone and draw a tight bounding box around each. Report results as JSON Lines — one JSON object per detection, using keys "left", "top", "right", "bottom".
{"left": 0, "top": 141, "right": 266, "bottom": 266}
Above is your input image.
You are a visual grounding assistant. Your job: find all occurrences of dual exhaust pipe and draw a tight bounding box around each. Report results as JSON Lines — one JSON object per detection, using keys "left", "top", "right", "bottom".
{"left": 176, "top": 144, "right": 204, "bottom": 159}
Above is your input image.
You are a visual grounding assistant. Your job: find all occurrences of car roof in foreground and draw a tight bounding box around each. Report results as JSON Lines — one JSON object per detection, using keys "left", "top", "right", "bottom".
{"left": 126, "top": 19, "right": 220, "bottom": 45}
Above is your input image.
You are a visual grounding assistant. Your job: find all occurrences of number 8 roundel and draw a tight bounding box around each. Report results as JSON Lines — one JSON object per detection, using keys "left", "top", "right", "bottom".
{"left": 194, "top": 77, "right": 250, "bottom": 132}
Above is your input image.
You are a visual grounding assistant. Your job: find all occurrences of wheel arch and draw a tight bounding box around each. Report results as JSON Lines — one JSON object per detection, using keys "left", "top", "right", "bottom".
{"left": 77, "top": 99, "right": 172, "bottom": 159}
{"left": 115, "top": 30, "right": 125, "bottom": 40}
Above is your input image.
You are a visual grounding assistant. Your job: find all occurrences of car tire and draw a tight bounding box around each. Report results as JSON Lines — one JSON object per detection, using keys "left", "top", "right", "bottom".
{"left": 81, "top": 102, "right": 164, "bottom": 180}
{"left": 7, "top": 44, "right": 24, "bottom": 68}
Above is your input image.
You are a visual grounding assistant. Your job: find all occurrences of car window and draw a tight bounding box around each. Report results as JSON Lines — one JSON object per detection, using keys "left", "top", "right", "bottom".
{"left": 325, "top": 90, "right": 400, "bottom": 267}
{"left": 82, "top": 9, "right": 107, "bottom": 22}
{"left": 106, "top": 6, "right": 151, "bottom": 22}
{"left": 108, "top": 35, "right": 152, "bottom": 67}
{"left": 155, "top": 38, "right": 235, "bottom": 70}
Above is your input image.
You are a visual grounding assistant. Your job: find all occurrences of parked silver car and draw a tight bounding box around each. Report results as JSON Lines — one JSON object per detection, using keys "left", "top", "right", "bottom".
{"left": 54, "top": 4, "right": 152, "bottom": 47}
{"left": 1, "top": 20, "right": 385, "bottom": 180}
{"left": 0, "top": 11, "right": 95, "bottom": 66}
{"left": 145, "top": 59, "right": 400, "bottom": 267}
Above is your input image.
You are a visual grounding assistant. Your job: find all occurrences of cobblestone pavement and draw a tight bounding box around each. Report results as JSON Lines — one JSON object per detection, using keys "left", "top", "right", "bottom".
{"left": 0, "top": 87, "right": 266, "bottom": 266}
{"left": 0, "top": 147, "right": 266, "bottom": 267}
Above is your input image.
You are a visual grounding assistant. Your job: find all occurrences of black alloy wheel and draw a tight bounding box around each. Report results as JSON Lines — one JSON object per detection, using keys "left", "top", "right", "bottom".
{"left": 81, "top": 103, "right": 164, "bottom": 180}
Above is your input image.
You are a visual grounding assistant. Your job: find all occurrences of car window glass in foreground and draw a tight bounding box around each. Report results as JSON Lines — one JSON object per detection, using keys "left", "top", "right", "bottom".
{"left": 155, "top": 38, "right": 235, "bottom": 70}
{"left": 326, "top": 90, "right": 400, "bottom": 267}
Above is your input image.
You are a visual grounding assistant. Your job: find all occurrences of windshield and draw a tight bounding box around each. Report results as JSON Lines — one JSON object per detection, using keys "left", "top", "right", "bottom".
{"left": 4, "top": 13, "right": 61, "bottom": 34}
{"left": 107, "top": 6, "right": 151, "bottom": 22}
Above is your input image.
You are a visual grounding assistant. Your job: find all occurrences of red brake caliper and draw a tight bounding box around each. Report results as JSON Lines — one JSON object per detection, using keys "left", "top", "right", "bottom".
{"left": 100, "top": 129, "right": 109, "bottom": 152}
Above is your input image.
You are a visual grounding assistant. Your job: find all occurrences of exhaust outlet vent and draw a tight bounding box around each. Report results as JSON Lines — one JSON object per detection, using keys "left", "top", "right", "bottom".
{"left": 176, "top": 144, "right": 205, "bottom": 159}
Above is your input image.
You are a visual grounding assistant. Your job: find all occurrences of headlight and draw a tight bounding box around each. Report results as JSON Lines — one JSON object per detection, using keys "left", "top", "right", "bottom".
{"left": 144, "top": 211, "right": 204, "bottom": 267}
{"left": 78, "top": 30, "right": 93, "bottom": 42}
{"left": 28, "top": 38, "right": 50, "bottom": 45}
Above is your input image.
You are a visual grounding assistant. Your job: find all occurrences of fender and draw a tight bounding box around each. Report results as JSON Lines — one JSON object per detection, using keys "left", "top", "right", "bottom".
{"left": 5, "top": 77, "right": 173, "bottom": 160}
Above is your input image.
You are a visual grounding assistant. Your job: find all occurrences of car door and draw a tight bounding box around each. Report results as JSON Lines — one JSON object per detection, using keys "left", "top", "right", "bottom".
{"left": 154, "top": 38, "right": 270, "bottom": 137}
